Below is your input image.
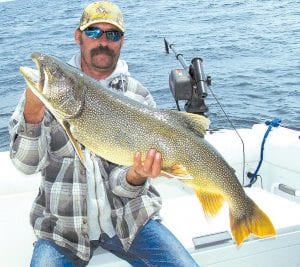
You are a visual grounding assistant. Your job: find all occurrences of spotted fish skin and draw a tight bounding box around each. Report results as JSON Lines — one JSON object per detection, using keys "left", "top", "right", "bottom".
{"left": 20, "top": 52, "right": 276, "bottom": 246}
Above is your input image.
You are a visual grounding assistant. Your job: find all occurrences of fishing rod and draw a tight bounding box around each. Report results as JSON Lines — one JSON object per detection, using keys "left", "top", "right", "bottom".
{"left": 164, "top": 38, "right": 210, "bottom": 115}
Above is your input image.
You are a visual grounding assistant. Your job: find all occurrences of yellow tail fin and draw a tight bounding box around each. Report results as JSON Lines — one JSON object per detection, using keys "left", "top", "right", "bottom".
{"left": 230, "top": 198, "right": 276, "bottom": 246}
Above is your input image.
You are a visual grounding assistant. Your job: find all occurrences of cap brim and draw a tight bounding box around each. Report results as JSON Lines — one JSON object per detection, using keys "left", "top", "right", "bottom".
{"left": 80, "top": 20, "right": 124, "bottom": 32}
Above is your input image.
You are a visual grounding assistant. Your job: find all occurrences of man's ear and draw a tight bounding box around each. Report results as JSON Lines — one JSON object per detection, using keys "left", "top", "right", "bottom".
{"left": 74, "top": 29, "right": 82, "bottom": 45}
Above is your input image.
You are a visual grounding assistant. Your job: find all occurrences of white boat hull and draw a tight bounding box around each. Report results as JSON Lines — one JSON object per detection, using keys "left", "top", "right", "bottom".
{"left": 1, "top": 124, "right": 300, "bottom": 266}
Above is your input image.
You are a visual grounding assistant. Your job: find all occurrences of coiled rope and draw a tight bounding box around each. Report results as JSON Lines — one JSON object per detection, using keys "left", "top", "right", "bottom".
{"left": 246, "top": 118, "right": 281, "bottom": 187}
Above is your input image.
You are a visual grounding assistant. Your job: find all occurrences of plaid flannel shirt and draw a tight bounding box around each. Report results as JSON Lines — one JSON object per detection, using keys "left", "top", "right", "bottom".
{"left": 9, "top": 73, "right": 162, "bottom": 261}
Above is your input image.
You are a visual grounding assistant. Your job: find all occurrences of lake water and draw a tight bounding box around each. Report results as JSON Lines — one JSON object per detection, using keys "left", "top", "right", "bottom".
{"left": 0, "top": 0, "right": 299, "bottom": 151}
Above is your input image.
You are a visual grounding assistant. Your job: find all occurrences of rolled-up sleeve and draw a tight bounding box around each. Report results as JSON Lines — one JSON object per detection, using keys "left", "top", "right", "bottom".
{"left": 9, "top": 93, "right": 49, "bottom": 174}
{"left": 109, "top": 165, "right": 150, "bottom": 198}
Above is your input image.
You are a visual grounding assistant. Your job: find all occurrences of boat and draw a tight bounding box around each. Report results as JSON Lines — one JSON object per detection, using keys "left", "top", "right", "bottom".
{"left": 1, "top": 122, "right": 300, "bottom": 267}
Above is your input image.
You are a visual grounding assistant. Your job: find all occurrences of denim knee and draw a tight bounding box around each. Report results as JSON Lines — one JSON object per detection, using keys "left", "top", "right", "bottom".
{"left": 99, "top": 219, "right": 199, "bottom": 267}
{"left": 30, "top": 239, "right": 75, "bottom": 267}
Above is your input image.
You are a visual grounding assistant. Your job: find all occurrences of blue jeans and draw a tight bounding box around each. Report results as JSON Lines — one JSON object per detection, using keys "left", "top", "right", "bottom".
{"left": 30, "top": 240, "right": 76, "bottom": 267}
{"left": 30, "top": 219, "right": 199, "bottom": 267}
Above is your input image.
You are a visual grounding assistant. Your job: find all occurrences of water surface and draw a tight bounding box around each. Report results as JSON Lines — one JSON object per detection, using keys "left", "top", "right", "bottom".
{"left": 0, "top": 0, "right": 299, "bottom": 151}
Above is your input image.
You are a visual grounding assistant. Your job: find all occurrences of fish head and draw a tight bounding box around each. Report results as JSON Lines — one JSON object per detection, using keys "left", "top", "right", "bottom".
{"left": 20, "top": 52, "right": 85, "bottom": 120}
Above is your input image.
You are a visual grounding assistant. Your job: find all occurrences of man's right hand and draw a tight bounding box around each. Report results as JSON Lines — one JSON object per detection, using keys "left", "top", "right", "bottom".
{"left": 24, "top": 88, "right": 45, "bottom": 123}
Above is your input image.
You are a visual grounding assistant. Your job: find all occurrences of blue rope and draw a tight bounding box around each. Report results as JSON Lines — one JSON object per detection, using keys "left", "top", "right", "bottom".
{"left": 246, "top": 118, "right": 281, "bottom": 187}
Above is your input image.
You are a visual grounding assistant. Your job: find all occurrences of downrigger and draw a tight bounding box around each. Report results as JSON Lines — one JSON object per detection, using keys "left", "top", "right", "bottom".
{"left": 164, "top": 38, "right": 211, "bottom": 116}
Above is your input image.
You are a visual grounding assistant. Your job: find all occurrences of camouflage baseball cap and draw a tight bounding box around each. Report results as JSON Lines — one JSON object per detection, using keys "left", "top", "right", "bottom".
{"left": 79, "top": 2, "right": 124, "bottom": 32}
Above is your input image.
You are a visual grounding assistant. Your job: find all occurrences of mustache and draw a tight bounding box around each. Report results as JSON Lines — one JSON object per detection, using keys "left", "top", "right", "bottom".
{"left": 91, "top": 45, "right": 114, "bottom": 57}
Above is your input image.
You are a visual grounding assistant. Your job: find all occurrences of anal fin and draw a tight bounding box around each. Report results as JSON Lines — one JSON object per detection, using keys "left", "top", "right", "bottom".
{"left": 194, "top": 188, "right": 225, "bottom": 216}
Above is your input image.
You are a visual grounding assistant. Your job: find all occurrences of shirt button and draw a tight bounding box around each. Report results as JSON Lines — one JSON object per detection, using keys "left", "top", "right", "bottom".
{"left": 83, "top": 219, "right": 87, "bottom": 224}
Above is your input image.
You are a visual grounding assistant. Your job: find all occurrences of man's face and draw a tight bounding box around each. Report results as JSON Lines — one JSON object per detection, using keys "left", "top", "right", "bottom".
{"left": 76, "top": 22, "right": 124, "bottom": 76}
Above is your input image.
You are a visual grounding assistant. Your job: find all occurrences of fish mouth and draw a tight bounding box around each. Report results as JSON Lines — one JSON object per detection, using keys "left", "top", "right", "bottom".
{"left": 19, "top": 52, "right": 46, "bottom": 95}
{"left": 19, "top": 66, "right": 40, "bottom": 90}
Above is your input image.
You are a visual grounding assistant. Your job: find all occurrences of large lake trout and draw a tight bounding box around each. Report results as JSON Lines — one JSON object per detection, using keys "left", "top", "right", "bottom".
{"left": 20, "top": 52, "right": 276, "bottom": 246}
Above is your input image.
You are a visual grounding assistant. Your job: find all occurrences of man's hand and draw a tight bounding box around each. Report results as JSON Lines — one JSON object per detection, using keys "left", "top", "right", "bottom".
{"left": 126, "top": 149, "right": 162, "bottom": 186}
{"left": 24, "top": 88, "right": 45, "bottom": 123}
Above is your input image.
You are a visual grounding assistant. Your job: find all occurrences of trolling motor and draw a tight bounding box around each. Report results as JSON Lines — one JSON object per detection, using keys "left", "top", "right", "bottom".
{"left": 164, "top": 38, "right": 211, "bottom": 115}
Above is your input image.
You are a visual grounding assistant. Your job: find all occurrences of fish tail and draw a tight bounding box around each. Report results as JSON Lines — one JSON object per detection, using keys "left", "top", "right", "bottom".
{"left": 230, "top": 197, "right": 276, "bottom": 246}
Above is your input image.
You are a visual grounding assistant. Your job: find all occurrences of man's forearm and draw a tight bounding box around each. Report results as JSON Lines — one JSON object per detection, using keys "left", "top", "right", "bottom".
{"left": 23, "top": 88, "right": 45, "bottom": 123}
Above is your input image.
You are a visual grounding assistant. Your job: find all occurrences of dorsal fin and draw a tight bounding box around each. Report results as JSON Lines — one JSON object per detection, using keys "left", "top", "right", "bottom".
{"left": 168, "top": 110, "right": 210, "bottom": 138}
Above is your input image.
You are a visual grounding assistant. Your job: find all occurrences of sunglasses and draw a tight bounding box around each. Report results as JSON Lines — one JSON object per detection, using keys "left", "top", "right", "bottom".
{"left": 84, "top": 27, "right": 124, "bottom": 42}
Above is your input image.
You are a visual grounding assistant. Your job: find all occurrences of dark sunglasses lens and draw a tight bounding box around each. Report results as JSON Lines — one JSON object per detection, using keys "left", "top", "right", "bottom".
{"left": 84, "top": 27, "right": 103, "bottom": 39}
{"left": 106, "top": 31, "right": 123, "bottom": 42}
{"left": 84, "top": 27, "right": 123, "bottom": 42}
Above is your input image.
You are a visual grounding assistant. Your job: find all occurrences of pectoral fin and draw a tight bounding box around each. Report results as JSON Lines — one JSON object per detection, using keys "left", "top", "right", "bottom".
{"left": 61, "top": 120, "right": 85, "bottom": 164}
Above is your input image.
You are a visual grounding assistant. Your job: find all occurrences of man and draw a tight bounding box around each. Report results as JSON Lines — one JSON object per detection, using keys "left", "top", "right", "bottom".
{"left": 9, "top": 2, "right": 199, "bottom": 266}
